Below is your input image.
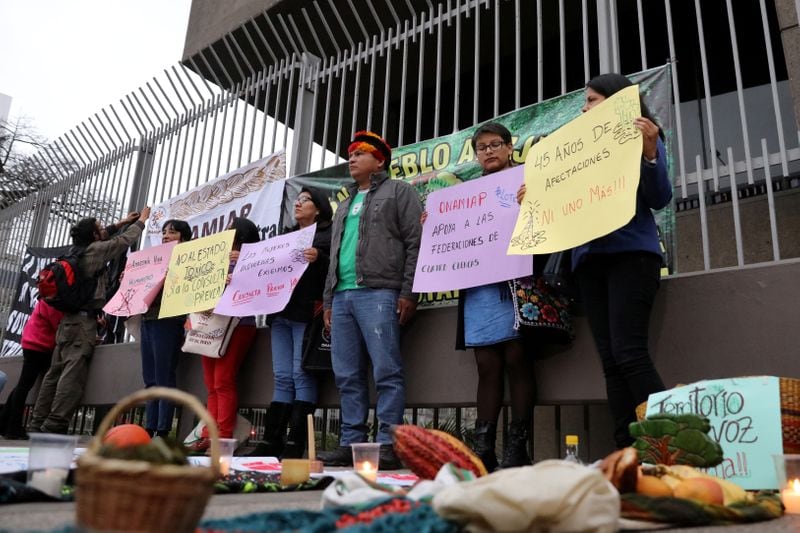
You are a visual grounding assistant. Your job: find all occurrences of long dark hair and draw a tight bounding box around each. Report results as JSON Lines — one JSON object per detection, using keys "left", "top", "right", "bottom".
{"left": 586, "top": 73, "right": 664, "bottom": 139}
{"left": 71, "top": 218, "right": 98, "bottom": 247}
{"left": 229, "top": 217, "right": 260, "bottom": 246}
{"left": 162, "top": 219, "right": 192, "bottom": 242}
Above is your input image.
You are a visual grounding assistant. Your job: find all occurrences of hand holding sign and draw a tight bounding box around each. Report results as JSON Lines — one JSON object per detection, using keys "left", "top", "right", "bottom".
{"left": 103, "top": 241, "right": 177, "bottom": 317}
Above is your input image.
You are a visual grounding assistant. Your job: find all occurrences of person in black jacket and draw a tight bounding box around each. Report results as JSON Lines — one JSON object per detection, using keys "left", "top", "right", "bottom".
{"left": 248, "top": 187, "right": 333, "bottom": 458}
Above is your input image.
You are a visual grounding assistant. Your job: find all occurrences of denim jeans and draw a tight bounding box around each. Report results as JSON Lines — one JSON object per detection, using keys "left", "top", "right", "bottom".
{"left": 271, "top": 316, "right": 318, "bottom": 404}
{"left": 331, "top": 288, "right": 405, "bottom": 445}
{"left": 576, "top": 251, "right": 665, "bottom": 448}
{"left": 140, "top": 318, "right": 184, "bottom": 432}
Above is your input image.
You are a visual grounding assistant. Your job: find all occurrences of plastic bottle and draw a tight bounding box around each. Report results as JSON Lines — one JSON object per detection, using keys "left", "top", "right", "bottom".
{"left": 564, "top": 435, "right": 580, "bottom": 463}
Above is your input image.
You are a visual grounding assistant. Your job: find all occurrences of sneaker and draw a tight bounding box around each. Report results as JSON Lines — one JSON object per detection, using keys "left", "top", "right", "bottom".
{"left": 186, "top": 437, "right": 211, "bottom": 455}
{"left": 318, "top": 445, "right": 353, "bottom": 466}
{"left": 378, "top": 444, "right": 403, "bottom": 470}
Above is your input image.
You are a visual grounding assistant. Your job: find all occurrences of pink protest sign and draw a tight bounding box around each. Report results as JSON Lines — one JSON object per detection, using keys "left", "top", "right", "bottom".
{"left": 413, "top": 166, "right": 533, "bottom": 292}
{"left": 214, "top": 224, "right": 316, "bottom": 317}
{"left": 103, "top": 241, "right": 177, "bottom": 316}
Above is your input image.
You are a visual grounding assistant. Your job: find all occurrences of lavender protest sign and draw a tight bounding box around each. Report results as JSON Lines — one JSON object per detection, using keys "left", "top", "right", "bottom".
{"left": 413, "top": 166, "right": 532, "bottom": 293}
{"left": 214, "top": 224, "right": 316, "bottom": 317}
{"left": 103, "top": 241, "right": 177, "bottom": 317}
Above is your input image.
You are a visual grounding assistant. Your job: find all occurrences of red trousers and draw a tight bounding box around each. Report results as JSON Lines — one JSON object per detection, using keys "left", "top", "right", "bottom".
{"left": 201, "top": 325, "right": 257, "bottom": 438}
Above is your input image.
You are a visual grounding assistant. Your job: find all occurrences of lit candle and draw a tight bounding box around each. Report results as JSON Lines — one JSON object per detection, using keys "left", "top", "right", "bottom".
{"left": 357, "top": 460, "right": 377, "bottom": 482}
{"left": 219, "top": 457, "right": 230, "bottom": 476}
{"left": 782, "top": 479, "right": 800, "bottom": 514}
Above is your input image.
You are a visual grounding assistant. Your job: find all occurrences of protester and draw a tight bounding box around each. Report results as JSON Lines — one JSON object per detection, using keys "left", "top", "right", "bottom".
{"left": 99, "top": 218, "right": 140, "bottom": 344}
{"left": 427, "top": 122, "right": 572, "bottom": 471}
{"left": 317, "top": 131, "right": 422, "bottom": 470}
{"left": 139, "top": 219, "right": 192, "bottom": 437}
{"left": 248, "top": 187, "right": 333, "bottom": 458}
{"left": 188, "top": 217, "right": 260, "bottom": 453}
{"left": 519, "top": 73, "right": 671, "bottom": 448}
{"left": 0, "top": 300, "right": 64, "bottom": 439}
{"left": 29, "top": 209, "right": 149, "bottom": 434}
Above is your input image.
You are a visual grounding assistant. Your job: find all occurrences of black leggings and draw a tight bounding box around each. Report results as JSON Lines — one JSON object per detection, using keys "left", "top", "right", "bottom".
{"left": 576, "top": 252, "right": 665, "bottom": 448}
{"left": 474, "top": 338, "right": 536, "bottom": 424}
{"left": 0, "top": 348, "right": 52, "bottom": 435}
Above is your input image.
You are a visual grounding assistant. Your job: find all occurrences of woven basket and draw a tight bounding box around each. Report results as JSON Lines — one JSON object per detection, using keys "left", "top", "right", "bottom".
{"left": 636, "top": 377, "right": 800, "bottom": 454}
{"left": 76, "top": 387, "right": 220, "bottom": 533}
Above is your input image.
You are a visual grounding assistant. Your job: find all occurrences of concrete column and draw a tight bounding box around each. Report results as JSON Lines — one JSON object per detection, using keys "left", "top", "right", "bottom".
{"left": 774, "top": 0, "right": 800, "bottom": 129}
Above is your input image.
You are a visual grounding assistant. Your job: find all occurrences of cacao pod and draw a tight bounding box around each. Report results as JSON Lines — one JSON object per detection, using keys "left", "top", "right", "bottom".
{"left": 391, "top": 424, "right": 488, "bottom": 479}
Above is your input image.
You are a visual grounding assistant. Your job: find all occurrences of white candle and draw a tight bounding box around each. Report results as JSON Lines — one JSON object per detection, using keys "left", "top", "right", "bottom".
{"left": 29, "top": 468, "right": 68, "bottom": 497}
{"left": 782, "top": 479, "right": 800, "bottom": 514}
{"left": 357, "top": 460, "right": 377, "bottom": 482}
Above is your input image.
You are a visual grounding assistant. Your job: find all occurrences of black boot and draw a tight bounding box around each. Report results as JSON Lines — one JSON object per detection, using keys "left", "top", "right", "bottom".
{"left": 500, "top": 420, "right": 532, "bottom": 468}
{"left": 472, "top": 421, "right": 499, "bottom": 472}
{"left": 246, "top": 402, "right": 292, "bottom": 457}
{"left": 282, "top": 401, "right": 316, "bottom": 459}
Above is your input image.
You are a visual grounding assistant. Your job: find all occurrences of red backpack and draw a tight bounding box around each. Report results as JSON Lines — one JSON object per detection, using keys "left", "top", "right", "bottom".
{"left": 37, "top": 248, "right": 99, "bottom": 313}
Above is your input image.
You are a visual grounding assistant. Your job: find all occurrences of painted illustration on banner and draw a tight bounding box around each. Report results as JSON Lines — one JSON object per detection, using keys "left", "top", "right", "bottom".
{"left": 159, "top": 230, "right": 235, "bottom": 318}
{"left": 214, "top": 224, "right": 316, "bottom": 317}
{"left": 103, "top": 241, "right": 177, "bottom": 317}
{"left": 509, "top": 84, "right": 643, "bottom": 255}
{"left": 413, "top": 166, "right": 532, "bottom": 292}
{"left": 645, "top": 376, "right": 783, "bottom": 489}
{"left": 146, "top": 151, "right": 286, "bottom": 247}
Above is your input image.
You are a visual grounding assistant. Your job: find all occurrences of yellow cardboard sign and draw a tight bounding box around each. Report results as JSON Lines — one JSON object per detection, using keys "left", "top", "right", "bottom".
{"left": 158, "top": 230, "right": 235, "bottom": 318}
{"left": 508, "top": 84, "right": 643, "bottom": 254}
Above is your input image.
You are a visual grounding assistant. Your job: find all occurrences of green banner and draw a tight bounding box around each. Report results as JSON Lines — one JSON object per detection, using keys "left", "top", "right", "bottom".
{"left": 287, "top": 64, "right": 675, "bottom": 307}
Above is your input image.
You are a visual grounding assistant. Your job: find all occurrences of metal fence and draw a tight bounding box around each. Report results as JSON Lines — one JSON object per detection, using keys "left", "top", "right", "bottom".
{"left": 1, "top": 0, "right": 799, "bottom": 337}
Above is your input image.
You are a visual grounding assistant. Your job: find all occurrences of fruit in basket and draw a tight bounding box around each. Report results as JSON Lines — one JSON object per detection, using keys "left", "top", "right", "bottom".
{"left": 97, "top": 436, "right": 190, "bottom": 466}
{"left": 103, "top": 424, "right": 151, "bottom": 448}
{"left": 673, "top": 477, "right": 724, "bottom": 505}
{"left": 629, "top": 414, "right": 723, "bottom": 467}
{"left": 598, "top": 446, "right": 640, "bottom": 493}
{"left": 391, "top": 424, "right": 488, "bottom": 479}
{"left": 636, "top": 474, "right": 673, "bottom": 497}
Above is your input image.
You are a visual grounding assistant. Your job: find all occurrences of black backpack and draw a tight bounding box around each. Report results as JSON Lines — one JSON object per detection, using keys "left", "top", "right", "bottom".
{"left": 37, "top": 247, "right": 101, "bottom": 313}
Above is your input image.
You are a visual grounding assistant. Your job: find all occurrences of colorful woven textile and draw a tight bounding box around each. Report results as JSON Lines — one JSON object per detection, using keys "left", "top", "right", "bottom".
{"left": 621, "top": 491, "right": 783, "bottom": 526}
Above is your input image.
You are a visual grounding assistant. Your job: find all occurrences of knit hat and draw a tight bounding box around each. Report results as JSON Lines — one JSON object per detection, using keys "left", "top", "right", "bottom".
{"left": 348, "top": 130, "right": 392, "bottom": 163}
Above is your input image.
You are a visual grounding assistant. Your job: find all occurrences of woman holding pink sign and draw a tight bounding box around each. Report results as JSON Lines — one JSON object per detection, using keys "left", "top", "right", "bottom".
{"left": 139, "top": 219, "right": 192, "bottom": 437}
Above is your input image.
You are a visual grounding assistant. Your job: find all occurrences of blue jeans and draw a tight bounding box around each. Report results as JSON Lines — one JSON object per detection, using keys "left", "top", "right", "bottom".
{"left": 140, "top": 318, "right": 184, "bottom": 432}
{"left": 331, "top": 288, "right": 405, "bottom": 445}
{"left": 270, "top": 316, "right": 318, "bottom": 404}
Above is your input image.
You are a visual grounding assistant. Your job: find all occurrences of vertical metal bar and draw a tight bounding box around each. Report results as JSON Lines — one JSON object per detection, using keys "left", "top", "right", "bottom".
{"left": 472, "top": 0, "right": 480, "bottom": 124}
{"left": 453, "top": 2, "right": 462, "bottom": 132}
{"left": 169, "top": 117, "right": 186, "bottom": 198}
{"left": 251, "top": 16, "right": 279, "bottom": 64}
{"left": 352, "top": 42, "right": 364, "bottom": 138}
{"left": 760, "top": 138, "right": 781, "bottom": 260}
{"left": 723, "top": 0, "right": 754, "bottom": 185}
{"left": 382, "top": 27, "right": 394, "bottom": 138}
{"left": 260, "top": 65, "right": 275, "bottom": 158}
{"left": 282, "top": 56, "right": 297, "bottom": 150}
{"left": 434, "top": 4, "right": 443, "bottom": 137}
{"left": 320, "top": 57, "right": 335, "bottom": 168}
{"left": 226, "top": 82, "right": 242, "bottom": 172}
{"left": 367, "top": 37, "right": 378, "bottom": 131}
{"left": 636, "top": 0, "right": 647, "bottom": 69}
{"left": 609, "top": 0, "right": 620, "bottom": 72}
{"left": 399, "top": 23, "right": 409, "bottom": 146}
{"left": 248, "top": 70, "right": 264, "bottom": 162}
{"left": 335, "top": 51, "right": 349, "bottom": 162}
{"left": 695, "top": 155, "right": 711, "bottom": 271}
{"left": 596, "top": 0, "right": 613, "bottom": 73}
{"left": 758, "top": 0, "right": 789, "bottom": 176}
{"left": 215, "top": 92, "right": 231, "bottom": 179}
{"left": 515, "top": 0, "right": 521, "bottom": 108}
{"left": 694, "top": 0, "right": 720, "bottom": 192}
{"left": 205, "top": 95, "right": 221, "bottom": 182}
{"left": 581, "top": 0, "right": 590, "bottom": 81}
{"left": 664, "top": 0, "right": 687, "bottom": 197}
{"left": 494, "top": 0, "right": 500, "bottom": 117}
{"left": 271, "top": 60, "right": 286, "bottom": 154}
{"left": 314, "top": 2, "right": 342, "bottom": 57}
{"left": 726, "top": 146, "right": 744, "bottom": 267}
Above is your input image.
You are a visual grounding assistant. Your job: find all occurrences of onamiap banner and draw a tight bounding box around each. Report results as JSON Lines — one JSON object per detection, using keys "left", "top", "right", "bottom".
{"left": 286, "top": 64, "right": 673, "bottom": 307}
{"left": 214, "top": 224, "right": 316, "bottom": 317}
{"left": 1, "top": 246, "right": 70, "bottom": 357}
{"left": 510, "top": 85, "right": 643, "bottom": 255}
{"left": 413, "top": 166, "right": 532, "bottom": 293}
{"left": 103, "top": 241, "right": 177, "bottom": 317}
{"left": 159, "top": 231, "right": 235, "bottom": 318}
{"left": 146, "top": 151, "right": 287, "bottom": 247}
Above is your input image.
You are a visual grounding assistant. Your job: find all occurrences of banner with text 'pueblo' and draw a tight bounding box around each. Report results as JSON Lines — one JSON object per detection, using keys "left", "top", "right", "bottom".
{"left": 146, "top": 151, "right": 286, "bottom": 247}
{"left": 103, "top": 241, "right": 177, "bottom": 317}
{"left": 214, "top": 224, "right": 316, "bottom": 317}
{"left": 159, "top": 230, "right": 235, "bottom": 318}
{"left": 645, "top": 376, "right": 783, "bottom": 489}
{"left": 413, "top": 166, "right": 532, "bottom": 292}
{"left": 509, "top": 84, "right": 643, "bottom": 255}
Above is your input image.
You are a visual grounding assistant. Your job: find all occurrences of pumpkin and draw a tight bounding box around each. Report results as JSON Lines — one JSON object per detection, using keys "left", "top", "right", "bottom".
{"left": 391, "top": 424, "right": 488, "bottom": 479}
{"left": 103, "top": 424, "right": 152, "bottom": 448}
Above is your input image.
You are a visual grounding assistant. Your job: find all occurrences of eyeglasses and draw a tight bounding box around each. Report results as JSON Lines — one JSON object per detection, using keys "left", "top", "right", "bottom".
{"left": 295, "top": 196, "right": 314, "bottom": 206}
{"left": 475, "top": 140, "right": 507, "bottom": 153}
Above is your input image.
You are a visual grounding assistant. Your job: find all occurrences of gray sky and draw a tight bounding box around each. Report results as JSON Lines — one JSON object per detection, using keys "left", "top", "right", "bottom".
{"left": 0, "top": 0, "right": 192, "bottom": 139}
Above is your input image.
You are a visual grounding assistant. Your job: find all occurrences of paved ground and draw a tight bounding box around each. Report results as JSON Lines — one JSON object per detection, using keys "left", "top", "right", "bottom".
{"left": 2, "top": 437, "right": 799, "bottom": 531}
